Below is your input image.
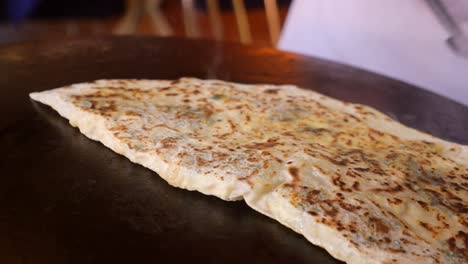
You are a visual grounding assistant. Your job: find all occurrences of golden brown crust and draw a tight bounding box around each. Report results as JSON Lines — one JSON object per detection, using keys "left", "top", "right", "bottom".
{"left": 31, "top": 78, "right": 468, "bottom": 263}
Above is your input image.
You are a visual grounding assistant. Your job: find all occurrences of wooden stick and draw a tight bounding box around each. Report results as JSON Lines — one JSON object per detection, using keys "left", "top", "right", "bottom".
{"left": 264, "top": 0, "right": 281, "bottom": 46}
{"left": 114, "top": 0, "right": 142, "bottom": 35}
{"left": 207, "top": 0, "right": 223, "bottom": 40}
{"left": 182, "top": 0, "right": 201, "bottom": 38}
{"left": 145, "top": 0, "right": 173, "bottom": 36}
{"left": 232, "top": 0, "right": 252, "bottom": 44}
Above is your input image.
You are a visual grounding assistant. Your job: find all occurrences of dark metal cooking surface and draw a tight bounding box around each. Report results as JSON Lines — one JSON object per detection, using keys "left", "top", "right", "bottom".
{"left": 1, "top": 36, "right": 467, "bottom": 264}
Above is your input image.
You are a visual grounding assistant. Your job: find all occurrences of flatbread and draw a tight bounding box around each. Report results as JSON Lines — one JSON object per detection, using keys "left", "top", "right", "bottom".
{"left": 30, "top": 78, "right": 467, "bottom": 264}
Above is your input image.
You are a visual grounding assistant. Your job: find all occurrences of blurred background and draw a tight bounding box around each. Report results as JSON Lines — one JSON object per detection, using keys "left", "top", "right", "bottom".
{"left": 0, "top": 0, "right": 291, "bottom": 46}
{"left": 0, "top": 0, "right": 466, "bottom": 105}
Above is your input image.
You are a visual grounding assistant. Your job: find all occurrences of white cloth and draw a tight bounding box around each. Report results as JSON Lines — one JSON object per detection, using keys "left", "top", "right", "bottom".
{"left": 279, "top": 0, "right": 468, "bottom": 106}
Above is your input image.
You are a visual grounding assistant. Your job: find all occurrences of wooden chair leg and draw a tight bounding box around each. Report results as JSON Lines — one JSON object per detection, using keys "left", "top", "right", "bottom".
{"left": 145, "top": 0, "right": 173, "bottom": 36}
{"left": 182, "top": 0, "right": 201, "bottom": 38}
{"left": 264, "top": 0, "right": 280, "bottom": 46}
{"left": 232, "top": 0, "right": 252, "bottom": 44}
{"left": 114, "top": 0, "right": 143, "bottom": 35}
{"left": 207, "top": 0, "right": 223, "bottom": 41}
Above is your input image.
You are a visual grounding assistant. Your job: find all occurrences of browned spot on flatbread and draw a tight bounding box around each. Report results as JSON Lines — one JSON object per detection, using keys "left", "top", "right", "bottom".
{"left": 352, "top": 181, "right": 360, "bottom": 191}
{"left": 125, "top": 111, "right": 140, "bottom": 116}
{"left": 387, "top": 198, "right": 403, "bottom": 205}
{"left": 158, "top": 137, "right": 179, "bottom": 150}
{"left": 264, "top": 89, "right": 279, "bottom": 94}
{"left": 446, "top": 231, "right": 467, "bottom": 259}
{"left": 369, "top": 217, "right": 390, "bottom": 234}
{"left": 419, "top": 221, "right": 436, "bottom": 234}
{"left": 288, "top": 167, "right": 300, "bottom": 183}
{"left": 417, "top": 201, "right": 429, "bottom": 211}
{"left": 245, "top": 138, "right": 280, "bottom": 149}
{"left": 373, "top": 185, "right": 404, "bottom": 193}
{"left": 109, "top": 124, "right": 127, "bottom": 132}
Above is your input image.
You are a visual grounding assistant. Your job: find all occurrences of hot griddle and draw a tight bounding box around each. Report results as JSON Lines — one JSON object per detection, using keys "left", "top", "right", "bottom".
{"left": 1, "top": 36, "right": 467, "bottom": 264}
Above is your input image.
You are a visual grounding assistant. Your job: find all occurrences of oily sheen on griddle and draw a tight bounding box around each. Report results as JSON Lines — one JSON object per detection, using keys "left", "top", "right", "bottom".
{"left": 30, "top": 78, "right": 467, "bottom": 264}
